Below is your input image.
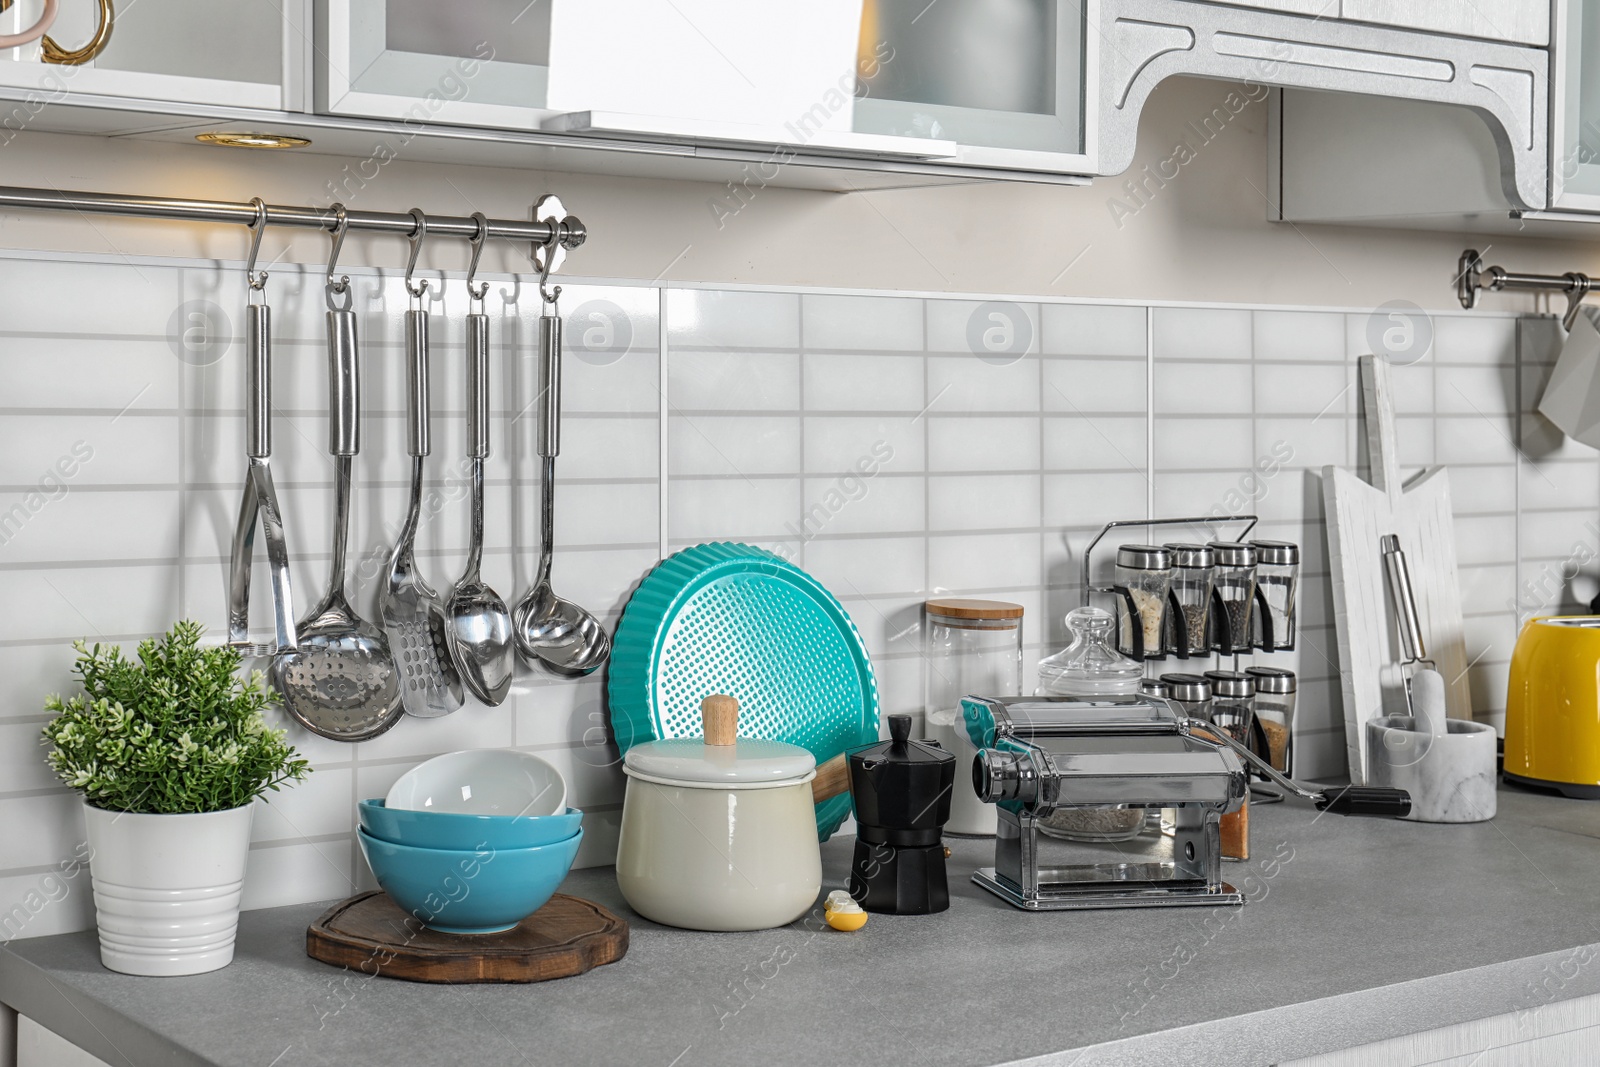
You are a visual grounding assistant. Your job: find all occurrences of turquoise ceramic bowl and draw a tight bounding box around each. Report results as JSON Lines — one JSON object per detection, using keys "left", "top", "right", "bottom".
{"left": 358, "top": 799, "right": 583, "bottom": 851}
{"left": 357, "top": 827, "right": 583, "bottom": 935}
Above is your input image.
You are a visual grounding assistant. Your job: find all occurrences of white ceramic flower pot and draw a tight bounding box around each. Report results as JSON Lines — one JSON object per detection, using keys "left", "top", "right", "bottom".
{"left": 83, "top": 803, "right": 253, "bottom": 977}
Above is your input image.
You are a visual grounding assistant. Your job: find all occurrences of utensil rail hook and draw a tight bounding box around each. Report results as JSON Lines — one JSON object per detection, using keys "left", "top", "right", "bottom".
{"left": 244, "top": 196, "right": 269, "bottom": 298}
{"left": 466, "top": 211, "right": 490, "bottom": 308}
{"left": 404, "top": 207, "right": 429, "bottom": 304}
{"left": 1458, "top": 248, "right": 1595, "bottom": 330}
{"left": 325, "top": 205, "right": 351, "bottom": 312}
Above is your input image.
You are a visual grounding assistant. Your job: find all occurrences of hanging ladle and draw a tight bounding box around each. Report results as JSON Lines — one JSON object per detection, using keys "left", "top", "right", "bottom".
{"left": 442, "top": 212, "right": 516, "bottom": 706}
{"left": 271, "top": 207, "right": 404, "bottom": 740}
{"left": 512, "top": 194, "right": 611, "bottom": 677}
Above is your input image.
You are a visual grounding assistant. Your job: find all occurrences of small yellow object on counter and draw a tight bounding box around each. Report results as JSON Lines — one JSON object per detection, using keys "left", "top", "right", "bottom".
{"left": 824, "top": 890, "right": 868, "bottom": 932}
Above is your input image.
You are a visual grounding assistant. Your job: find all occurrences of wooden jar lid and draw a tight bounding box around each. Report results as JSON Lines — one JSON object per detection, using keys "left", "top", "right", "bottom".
{"left": 924, "top": 598, "right": 1025, "bottom": 621}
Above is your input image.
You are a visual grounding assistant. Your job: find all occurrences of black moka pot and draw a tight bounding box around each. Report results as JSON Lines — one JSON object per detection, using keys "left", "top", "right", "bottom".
{"left": 847, "top": 713, "right": 956, "bottom": 915}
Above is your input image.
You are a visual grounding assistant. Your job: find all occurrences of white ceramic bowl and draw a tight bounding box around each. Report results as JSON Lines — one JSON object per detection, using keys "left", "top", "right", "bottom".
{"left": 385, "top": 749, "right": 567, "bottom": 818}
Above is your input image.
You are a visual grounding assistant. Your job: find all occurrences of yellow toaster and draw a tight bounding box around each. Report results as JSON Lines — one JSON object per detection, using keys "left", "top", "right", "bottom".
{"left": 1506, "top": 616, "right": 1600, "bottom": 798}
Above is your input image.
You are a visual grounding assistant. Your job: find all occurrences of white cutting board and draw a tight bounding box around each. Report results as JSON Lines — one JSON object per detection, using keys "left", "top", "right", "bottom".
{"left": 1323, "top": 355, "right": 1473, "bottom": 784}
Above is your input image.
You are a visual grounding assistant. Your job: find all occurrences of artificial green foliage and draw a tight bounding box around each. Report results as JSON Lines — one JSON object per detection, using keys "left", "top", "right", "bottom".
{"left": 40, "top": 621, "right": 309, "bottom": 814}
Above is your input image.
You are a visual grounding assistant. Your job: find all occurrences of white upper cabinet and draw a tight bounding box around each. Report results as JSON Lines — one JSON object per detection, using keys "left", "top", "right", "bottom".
{"left": 1552, "top": 0, "right": 1600, "bottom": 210}
{"left": 0, "top": 0, "right": 297, "bottom": 109}
{"left": 318, "top": 0, "right": 551, "bottom": 128}
{"left": 1206, "top": 0, "right": 1549, "bottom": 45}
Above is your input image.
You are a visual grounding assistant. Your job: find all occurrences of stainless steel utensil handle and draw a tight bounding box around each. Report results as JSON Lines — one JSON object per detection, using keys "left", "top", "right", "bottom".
{"left": 1380, "top": 534, "right": 1427, "bottom": 664}
{"left": 405, "top": 308, "right": 429, "bottom": 458}
{"left": 326, "top": 307, "right": 360, "bottom": 457}
{"left": 538, "top": 312, "right": 562, "bottom": 459}
{"left": 246, "top": 303, "right": 270, "bottom": 460}
{"left": 467, "top": 311, "right": 489, "bottom": 459}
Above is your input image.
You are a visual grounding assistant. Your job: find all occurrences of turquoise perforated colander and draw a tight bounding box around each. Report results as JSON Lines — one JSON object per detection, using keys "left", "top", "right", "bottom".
{"left": 608, "top": 542, "right": 879, "bottom": 841}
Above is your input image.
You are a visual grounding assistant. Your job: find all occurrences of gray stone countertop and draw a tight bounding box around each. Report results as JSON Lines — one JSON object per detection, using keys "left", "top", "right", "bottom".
{"left": 5, "top": 785, "right": 1600, "bottom": 1067}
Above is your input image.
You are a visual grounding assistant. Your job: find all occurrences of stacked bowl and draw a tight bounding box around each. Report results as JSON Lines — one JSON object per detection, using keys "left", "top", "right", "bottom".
{"left": 357, "top": 750, "right": 583, "bottom": 935}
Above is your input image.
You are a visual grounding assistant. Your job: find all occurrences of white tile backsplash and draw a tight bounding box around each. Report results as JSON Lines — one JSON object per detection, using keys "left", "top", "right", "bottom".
{"left": 0, "top": 249, "right": 1564, "bottom": 941}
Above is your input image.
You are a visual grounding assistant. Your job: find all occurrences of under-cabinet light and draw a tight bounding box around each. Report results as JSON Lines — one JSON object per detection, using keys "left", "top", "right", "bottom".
{"left": 195, "top": 132, "right": 311, "bottom": 150}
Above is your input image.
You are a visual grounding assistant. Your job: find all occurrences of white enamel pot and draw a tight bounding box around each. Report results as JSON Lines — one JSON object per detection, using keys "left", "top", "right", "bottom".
{"left": 83, "top": 802, "right": 253, "bottom": 976}
{"left": 615, "top": 694, "right": 847, "bottom": 932}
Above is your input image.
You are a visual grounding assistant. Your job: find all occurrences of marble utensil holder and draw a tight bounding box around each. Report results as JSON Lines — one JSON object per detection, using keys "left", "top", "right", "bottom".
{"left": 1366, "top": 716, "right": 1498, "bottom": 823}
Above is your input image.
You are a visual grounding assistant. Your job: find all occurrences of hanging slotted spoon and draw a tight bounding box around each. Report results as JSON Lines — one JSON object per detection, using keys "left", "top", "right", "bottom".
{"left": 380, "top": 211, "right": 463, "bottom": 717}
{"left": 271, "top": 236, "right": 403, "bottom": 741}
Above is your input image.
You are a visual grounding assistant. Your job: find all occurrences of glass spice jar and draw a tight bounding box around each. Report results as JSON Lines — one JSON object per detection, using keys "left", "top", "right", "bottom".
{"left": 1140, "top": 677, "right": 1172, "bottom": 700}
{"left": 1245, "top": 666, "right": 1297, "bottom": 773}
{"left": 1251, "top": 541, "right": 1300, "bottom": 652}
{"left": 1164, "top": 543, "right": 1215, "bottom": 656}
{"left": 1208, "top": 542, "right": 1258, "bottom": 654}
{"left": 1204, "top": 670, "right": 1256, "bottom": 862}
{"left": 1161, "top": 672, "right": 1214, "bottom": 722}
{"left": 923, "top": 599, "right": 1024, "bottom": 838}
{"left": 1114, "top": 545, "right": 1172, "bottom": 659}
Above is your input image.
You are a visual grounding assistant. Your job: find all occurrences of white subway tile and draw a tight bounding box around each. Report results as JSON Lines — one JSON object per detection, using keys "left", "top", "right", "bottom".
{"left": 1453, "top": 515, "right": 1517, "bottom": 566}
{"left": 1041, "top": 414, "right": 1146, "bottom": 474}
{"left": 803, "top": 294, "right": 923, "bottom": 351}
{"left": 0, "top": 339, "right": 179, "bottom": 411}
{"left": 1253, "top": 311, "right": 1344, "bottom": 361}
{"left": 928, "top": 531, "right": 1041, "bottom": 592}
{"left": 1155, "top": 362, "right": 1252, "bottom": 416}
{"left": 802, "top": 353, "right": 924, "bottom": 412}
{"left": 797, "top": 474, "right": 922, "bottom": 537}
{"left": 0, "top": 258, "right": 183, "bottom": 336}
{"left": 1151, "top": 470, "right": 1258, "bottom": 519}
{"left": 926, "top": 354, "right": 1038, "bottom": 413}
{"left": 927, "top": 416, "right": 1040, "bottom": 473}
{"left": 542, "top": 546, "right": 659, "bottom": 619}
{"left": 251, "top": 766, "right": 352, "bottom": 844}
{"left": 1460, "top": 564, "right": 1517, "bottom": 618}
{"left": 0, "top": 489, "right": 180, "bottom": 564}
{"left": 354, "top": 698, "right": 516, "bottom": 762}
{"left": 927, "top": 474, "right": 1039, "bottom": 531}
{"left": 1437, "top": 416, "right": 1518, "bottom": 465}
{"left": 1448, "top": 464, "right": 1516, "bottom": 516}
{"left": 671, "top": 477, "right": 802, "bottom": 541}
{"left": 0, "top": 564, "right": 180, "bottom": 643}
{"left": 551, "top": 481, "right": 659, "bottom": 546}
{"left": 1152, "top": 417, "right": 1253, "bottom": 471}
{"left": 1520, "top": 460, "right": 1599, "bottom": 511}
{"left": 533, "top": 744, "right": 627, "bottom": 811}
{"left": 1255, "top": 418, "right": 1346, "bottom": 472}
{"left": 803, "top": 536, "right": 925, "bottom": 598}
{"left": 0, "top": 723, "right": 57, "bottom": 792}
{"left": 0, "top": 868, "right": 95, "bottom": 940}
{"left": 1151, "top": 308, "right": 1250, "bottom": 361}
{"left": 1436, "top": 365, "right": 1515, "bottom": 416}
{"left": 667, "top": 289, "right": 799, "bottom": 349}
{"left": 242, "top": 840, "right": 355, "bottom": 912}
{"left": 553, "top": 416, "right": 658, "bottom": 481}
{"left": 1042, "top": 472, "right": 1148, "bottom": 529}
{"left": 0, "top": 644, "right": 77, "bottom": 721}
{"left": 1040, "top": 304, "right": 1146, "bottom": 357}
{"left": 1521, "top": 510, "right": 1600, "bottom": 561}
{"left": 1042, "top": 358, "right": 1146, "bottom": 414}
{"left": 1463, "top": 614, "right": 1518, "bottom": 666}
{"left": 872, "top": 655, "right": 924, "bottom": 716}
{"left": 511, "top": 678, "right": 610, "bottom": 753}
{"left": 669, "top": 349, "right": 799, "bottom": 411}
{"left": 803, "top": 416, "right": 923, "bottom": 475}
{"left": 0, "top": 417, "right": 173, "bottom": 490}
{"left": 840, "top": 596, "right": 926, "bottom": 659}
{"left": 1434, "top": 315, "right": 1515, "bottom": 365}
{"left": 1386, "top": 361, "right": 1435, "bottom": 415}
{"left": 1256, "top": 363, "right": 1349, "bottom": 417}
{"left": 669, "top": 415, "right": 800, "bottom": 477}
{"left": 927, "top": 299, "right": 1039, "bottom": 357}
{"left": 0, "top": 793, "right": 82, "bottom": 869}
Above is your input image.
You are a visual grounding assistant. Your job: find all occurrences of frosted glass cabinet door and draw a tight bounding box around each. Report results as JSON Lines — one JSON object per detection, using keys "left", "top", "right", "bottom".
{"left": 853, "top": 0, "right": 1092, "bottom": 172}
{"left": 1553, "top": 0, "right": 1600, "bottom": 210}
{"left": 318, "top": 0, "right": 552, "bottom": 129}
{"left": 0, "top": 0, "right": 293, "bottom": 108}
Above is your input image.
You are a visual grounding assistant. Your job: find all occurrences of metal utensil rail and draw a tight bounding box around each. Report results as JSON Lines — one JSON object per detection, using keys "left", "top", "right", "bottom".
{"left": 1457, "top": 248, "right": 1592, "bottom": 329}
{"left": 0, "top": 184, "right": 586, "bottom": 250}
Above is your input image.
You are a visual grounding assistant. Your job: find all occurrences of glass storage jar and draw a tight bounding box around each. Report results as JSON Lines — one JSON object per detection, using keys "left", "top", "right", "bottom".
{"left": 923, "top": 599, "right": 1023, "bottom": 837}
{"left": 1204, "top": 670, "right": 1255, "bottom": 862}
{"left": 1140, "top": 677, "right": 1172, "bottom": 699}
{"left": 1251, "top": 541, "right": 1300, "bottom": 652}
{"left": 1037, "top": 607, "right": 1144, "bottom": 698}
{"left": 1245, "top": 667, "right": 1297, "bottom": 773}
{"left": 1161, "top": 673, "right": 1214, "bottom": 722}
{"left": 1164, "top": 543, "right": 1215, "bottom": 656}
{"left": 1114, "top": 545, "right": 1172, "bottom": 659}
{"left": 1208, "top": 542, "right": 1258, "bottom": 654}
{"left": 1035, "top": 606, "right": 1146, "bottom": 843}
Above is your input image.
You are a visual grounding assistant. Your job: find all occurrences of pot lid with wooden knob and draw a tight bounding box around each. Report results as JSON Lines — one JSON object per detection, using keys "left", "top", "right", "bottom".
{"left": 622, "top": 694, "right": 817, "bottom": 787}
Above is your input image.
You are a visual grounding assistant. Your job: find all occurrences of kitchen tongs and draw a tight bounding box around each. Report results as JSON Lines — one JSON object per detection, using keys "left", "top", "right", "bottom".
{"left": 1179, "top": 718, "right": 1412, "bottom": 817}
{"left": 227, "top": 204, "right": 297, "bottom": 655}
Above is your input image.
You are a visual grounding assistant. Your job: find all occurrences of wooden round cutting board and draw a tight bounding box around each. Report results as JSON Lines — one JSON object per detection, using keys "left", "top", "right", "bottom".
{"left": 306, "top": 891, "right": 628, "bottom": 983}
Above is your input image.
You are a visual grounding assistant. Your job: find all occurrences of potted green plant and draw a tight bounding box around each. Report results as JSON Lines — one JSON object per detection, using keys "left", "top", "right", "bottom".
{"left": 41, "top": 621, "right": 309, "bottom": 976}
